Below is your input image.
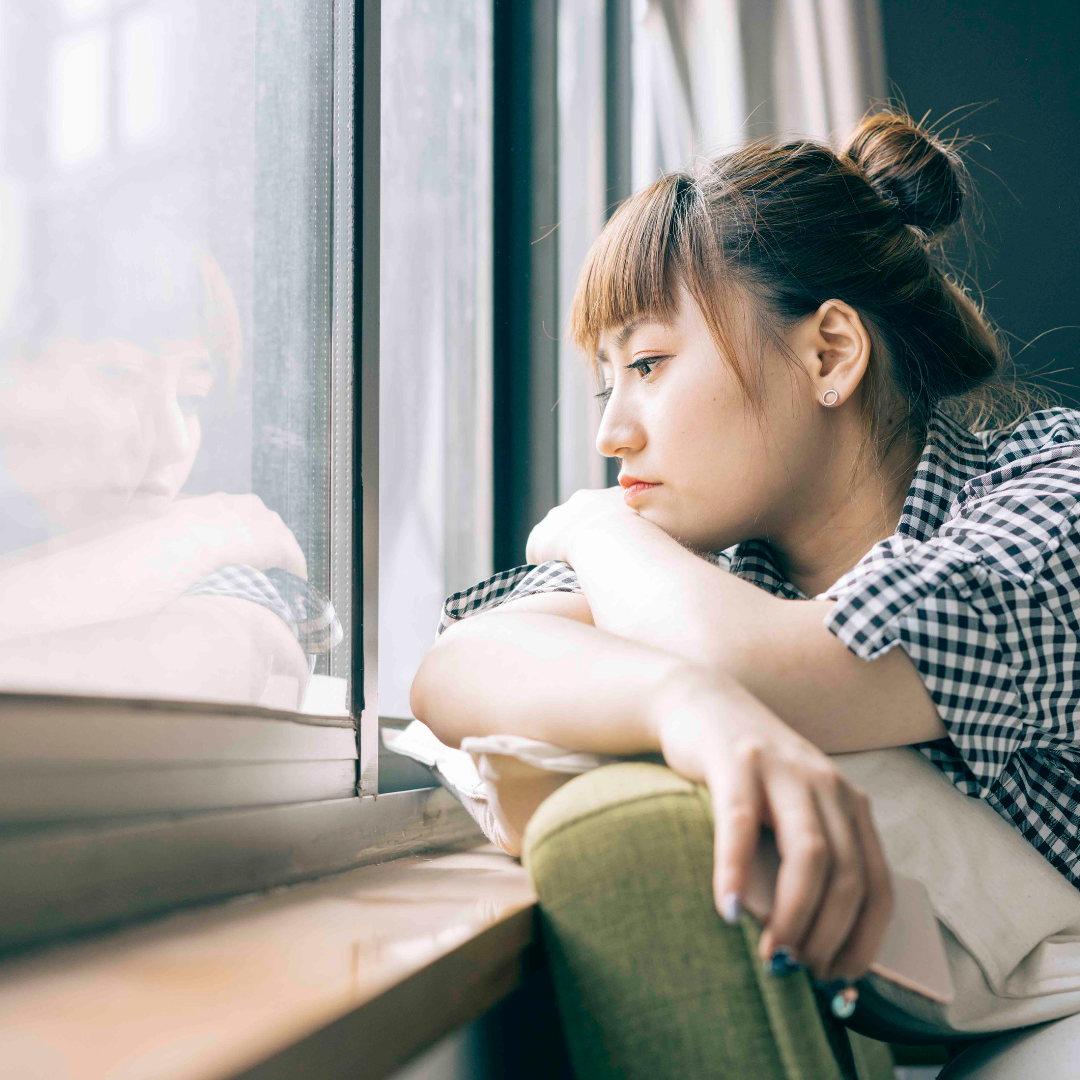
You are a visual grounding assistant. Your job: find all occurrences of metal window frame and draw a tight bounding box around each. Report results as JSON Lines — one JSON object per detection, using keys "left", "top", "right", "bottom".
{"left": 353, "top": 0, "right": 381, "bottom": 796}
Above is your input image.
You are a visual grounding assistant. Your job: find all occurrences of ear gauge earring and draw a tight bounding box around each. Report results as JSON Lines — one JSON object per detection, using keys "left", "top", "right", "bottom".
{"left": 821, "top": 389, "right": 840, "bottom": 406}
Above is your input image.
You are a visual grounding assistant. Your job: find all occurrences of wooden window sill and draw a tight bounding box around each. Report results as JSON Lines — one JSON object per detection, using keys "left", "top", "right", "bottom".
{"left": 0, "top": 844, "right": 538, "bottom": 1080}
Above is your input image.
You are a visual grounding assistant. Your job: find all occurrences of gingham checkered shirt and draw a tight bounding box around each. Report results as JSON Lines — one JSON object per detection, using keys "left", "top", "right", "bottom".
{"left": 440, "top": 407, "right": 1080, "bottom": 887}
{"left": 184, "top": 566, "right": 343, "bottom": 659}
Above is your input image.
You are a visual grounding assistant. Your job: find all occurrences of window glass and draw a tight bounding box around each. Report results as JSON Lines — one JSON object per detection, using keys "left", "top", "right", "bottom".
{"left": 557, "top": 0, "right": 608, "bottom": 502}
{"left": 378, "top": 0, "right": 492, "bottom": 719}
{"left": 0, "top": 0, "right": 347, "bottom": 713}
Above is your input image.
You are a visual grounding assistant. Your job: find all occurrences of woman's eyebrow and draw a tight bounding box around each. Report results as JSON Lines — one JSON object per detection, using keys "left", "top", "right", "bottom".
{"left": 596, "top": 321, "right": 642, "bottom": 366}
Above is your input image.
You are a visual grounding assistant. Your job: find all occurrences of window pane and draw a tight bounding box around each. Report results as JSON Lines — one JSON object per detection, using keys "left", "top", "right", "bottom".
{"left": 378, "top": 0, "right": 492, "bottom": 720}
{"left": 0, "top": 1, "right": 348, "bottom": 714}
{"left": 557, "top": 0, "right": 608, "bottom": 501}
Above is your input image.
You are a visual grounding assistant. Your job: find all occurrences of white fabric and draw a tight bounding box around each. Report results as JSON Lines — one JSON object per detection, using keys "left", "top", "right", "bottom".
{"left": 380, "top": 723, "right": 582, "bottom": 854}
{"left": 381, "top": 721, "right": 488, "bottom": 802}
{"left": 384, "top": 721, "right": 1080, "bottom": 1034}
{"left": 835, "top": 747, "right": 1080, "bottom": 1033}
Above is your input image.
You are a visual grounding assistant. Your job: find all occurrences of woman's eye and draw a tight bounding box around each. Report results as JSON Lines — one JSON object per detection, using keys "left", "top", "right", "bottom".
{"left": 627, "top": 355, "right": 665, "bottom": 379}
{"left": 594, "top": 385, "right": 613, "bottom": 407}
{"left": 94, "top": 363, "right": 142, "bottom": 389}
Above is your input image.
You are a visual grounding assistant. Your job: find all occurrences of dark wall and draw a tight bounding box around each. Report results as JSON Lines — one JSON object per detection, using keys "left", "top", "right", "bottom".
{"left": 881, "top": 0, "right": 1080, "bottom": 406}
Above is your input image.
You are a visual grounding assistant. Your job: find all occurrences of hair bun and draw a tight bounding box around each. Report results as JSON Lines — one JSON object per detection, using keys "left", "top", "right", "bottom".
{"left": 843, "top": 111, "right": 964, "bottom": 241}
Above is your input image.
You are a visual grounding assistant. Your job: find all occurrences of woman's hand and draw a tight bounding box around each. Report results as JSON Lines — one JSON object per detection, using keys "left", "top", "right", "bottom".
{"left": 137, "top": 492, "right": 308, "bottom": 583}
{"left": 525, "top": 486, "right": 631, "bottom": 566}
{"left": 651, "top": 668, "right": 893, "bottom": 982}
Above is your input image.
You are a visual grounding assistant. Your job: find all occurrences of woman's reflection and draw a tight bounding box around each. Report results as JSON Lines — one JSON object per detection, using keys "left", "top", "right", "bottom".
{"left": 0, "top": 214, "right": 339, "bottom": 707}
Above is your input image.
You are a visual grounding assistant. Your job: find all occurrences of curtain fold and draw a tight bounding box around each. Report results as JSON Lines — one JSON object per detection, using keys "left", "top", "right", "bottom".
{"left": 632, "top": 0, "right": 886, "bottom": 184}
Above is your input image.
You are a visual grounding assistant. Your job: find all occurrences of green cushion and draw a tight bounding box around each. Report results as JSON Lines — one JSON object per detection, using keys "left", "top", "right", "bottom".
{"left": 523, "top": 762, "right": 895, "bottom": 1080}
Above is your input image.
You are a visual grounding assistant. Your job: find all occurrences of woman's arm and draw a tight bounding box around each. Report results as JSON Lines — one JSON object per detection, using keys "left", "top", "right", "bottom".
{"left": 525, "top": 495, "right": 945, "bottom": 753}
{"left": 0, "top": 494, "right": 307, "bottom": 644}
{"left": 0, "top": 595, "right": 309, "bottom": 708}
{"left": 413, "top": 606, "right": 675, "bottom": 752}
{"left": 411, "top": 609, "right": 893, "bottom": 981}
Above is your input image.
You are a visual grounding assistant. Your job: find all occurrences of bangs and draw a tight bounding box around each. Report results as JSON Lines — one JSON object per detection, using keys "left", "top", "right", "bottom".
{"left": 567, "top": 171, "right": 758, "bottom": 402}
{"left": 569, "top": 174, "right": 696, "bottom": 360}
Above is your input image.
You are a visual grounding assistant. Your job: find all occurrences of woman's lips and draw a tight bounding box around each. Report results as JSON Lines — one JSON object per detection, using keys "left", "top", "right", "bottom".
{"left": 619, "top": 476, "right": 661, "bottom": 503}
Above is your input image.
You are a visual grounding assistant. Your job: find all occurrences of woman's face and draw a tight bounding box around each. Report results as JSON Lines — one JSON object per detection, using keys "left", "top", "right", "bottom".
{"left": 0, "top": 337, "right": 216, "bottom": 530}
{"left": 595, "top": 291, "right": 828, "bottom": 553}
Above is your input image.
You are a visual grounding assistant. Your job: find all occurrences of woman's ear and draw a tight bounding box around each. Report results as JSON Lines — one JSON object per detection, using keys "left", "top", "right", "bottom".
{"left": 792, "top": 300, "right": 871, "bottom": 408}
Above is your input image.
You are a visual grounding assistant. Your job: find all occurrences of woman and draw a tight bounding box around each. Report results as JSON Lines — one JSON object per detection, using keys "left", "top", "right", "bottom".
{"left": 411, "top": 111, "right": 1080, "bottom": 1061}
{"left": 0, "top": 210, "right": 336, "bottom": 707}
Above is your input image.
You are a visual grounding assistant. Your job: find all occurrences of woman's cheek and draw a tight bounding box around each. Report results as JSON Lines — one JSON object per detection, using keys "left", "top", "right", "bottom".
{"left": 176, "top": 414, "right": 203, "bottom": 488}
{"left": 97, "top": 390, "right": 151, "bottom": 482}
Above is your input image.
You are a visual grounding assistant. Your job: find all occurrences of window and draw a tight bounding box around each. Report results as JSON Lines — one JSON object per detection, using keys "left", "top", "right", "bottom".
{"left": 0, "top": 0, "right": 486, "bottom": 952}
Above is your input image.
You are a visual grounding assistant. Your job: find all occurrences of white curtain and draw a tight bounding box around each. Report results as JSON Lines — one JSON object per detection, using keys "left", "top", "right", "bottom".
{"left": 632, "top": 0, "right": 886, "bottom": 185}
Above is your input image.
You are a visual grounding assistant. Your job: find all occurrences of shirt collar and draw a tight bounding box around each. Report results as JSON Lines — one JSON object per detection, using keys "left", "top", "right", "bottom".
{"left": 896, "top": 407, "right": 987, "bottom": 541}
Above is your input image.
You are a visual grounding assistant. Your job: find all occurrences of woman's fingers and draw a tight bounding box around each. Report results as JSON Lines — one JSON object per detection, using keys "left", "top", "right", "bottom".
{"left": 795, "top": 780, "right": 867, "bottom": 978}
{"left": 710, "top": 748, "right": 765, "bottom": 923}
{"left": 221, "top": 494, "right": 308, "bottom": 579}
{"left": 655, "top": 676, "right": 891, "bottom": 982}
{"left": 758, "top": 773, "right": 831, "bottom": 964}
{"left": 824, "top": 787, "right": 894, "bottom": 979}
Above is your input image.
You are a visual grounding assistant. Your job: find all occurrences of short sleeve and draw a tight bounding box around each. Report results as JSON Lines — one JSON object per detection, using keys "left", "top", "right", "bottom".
{"left": 823, "top": 460, "right": 1080, "bottom": 788}
{"left": 437, "top": 560, "right": 583, "bottom": 637}
{"left": 820, "top": 464, "right": 1080, "bottom": 883}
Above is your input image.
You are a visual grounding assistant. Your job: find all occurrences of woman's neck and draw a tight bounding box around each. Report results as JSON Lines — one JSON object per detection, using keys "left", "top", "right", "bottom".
{"left": 771, "top": 435, "right": 921, "bottom": 598}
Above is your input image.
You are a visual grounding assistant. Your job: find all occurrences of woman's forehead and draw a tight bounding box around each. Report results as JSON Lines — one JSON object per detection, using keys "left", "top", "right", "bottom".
{"left": 596, "top": 315, "right": 679, "bottom": 355}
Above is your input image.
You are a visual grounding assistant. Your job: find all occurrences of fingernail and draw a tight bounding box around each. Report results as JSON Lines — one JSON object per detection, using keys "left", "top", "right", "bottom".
{"left": 829, "top": 985, "right": 859, "bottom": 1020}
{"left": 766, "top": 947, "right": 802, "bottom": 977}
{"left": 719, "top": 892, "right": 742, "bottom": 925}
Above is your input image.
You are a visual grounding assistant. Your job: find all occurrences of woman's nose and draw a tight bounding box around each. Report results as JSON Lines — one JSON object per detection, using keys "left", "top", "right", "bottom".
{"left": 145, "top": 390, "right": 192, "bottom": 465}
{"left": 595, "top": 389, "right": 646, "bottom": 460}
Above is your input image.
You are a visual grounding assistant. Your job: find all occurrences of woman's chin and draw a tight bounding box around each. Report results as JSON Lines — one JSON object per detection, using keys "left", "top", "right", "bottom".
{"left": 645, "top": 511, "right": 734, "bottom": 555}
{"left": 638, "top": 507, "right": 686, "bottom": 541}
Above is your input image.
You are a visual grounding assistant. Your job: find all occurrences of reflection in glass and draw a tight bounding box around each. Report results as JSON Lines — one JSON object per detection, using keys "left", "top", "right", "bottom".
{"left": 0, "top": 1, "right": 344, "bottom": 710}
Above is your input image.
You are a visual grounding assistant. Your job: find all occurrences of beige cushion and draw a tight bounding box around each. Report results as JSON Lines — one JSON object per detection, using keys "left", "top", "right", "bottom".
{"left": 835, "top": 748, "right": 1080, "bottom": 1035}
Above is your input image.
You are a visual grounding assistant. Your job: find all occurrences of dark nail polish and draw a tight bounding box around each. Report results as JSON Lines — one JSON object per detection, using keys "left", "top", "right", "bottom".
{"left": 766, "top": 947, "right": 802, "bottom": 977}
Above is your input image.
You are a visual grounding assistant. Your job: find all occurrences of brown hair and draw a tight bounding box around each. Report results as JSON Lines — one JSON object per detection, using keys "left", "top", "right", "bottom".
{"left": 570, "top": 108, "right": 1031, "bottom": 455}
